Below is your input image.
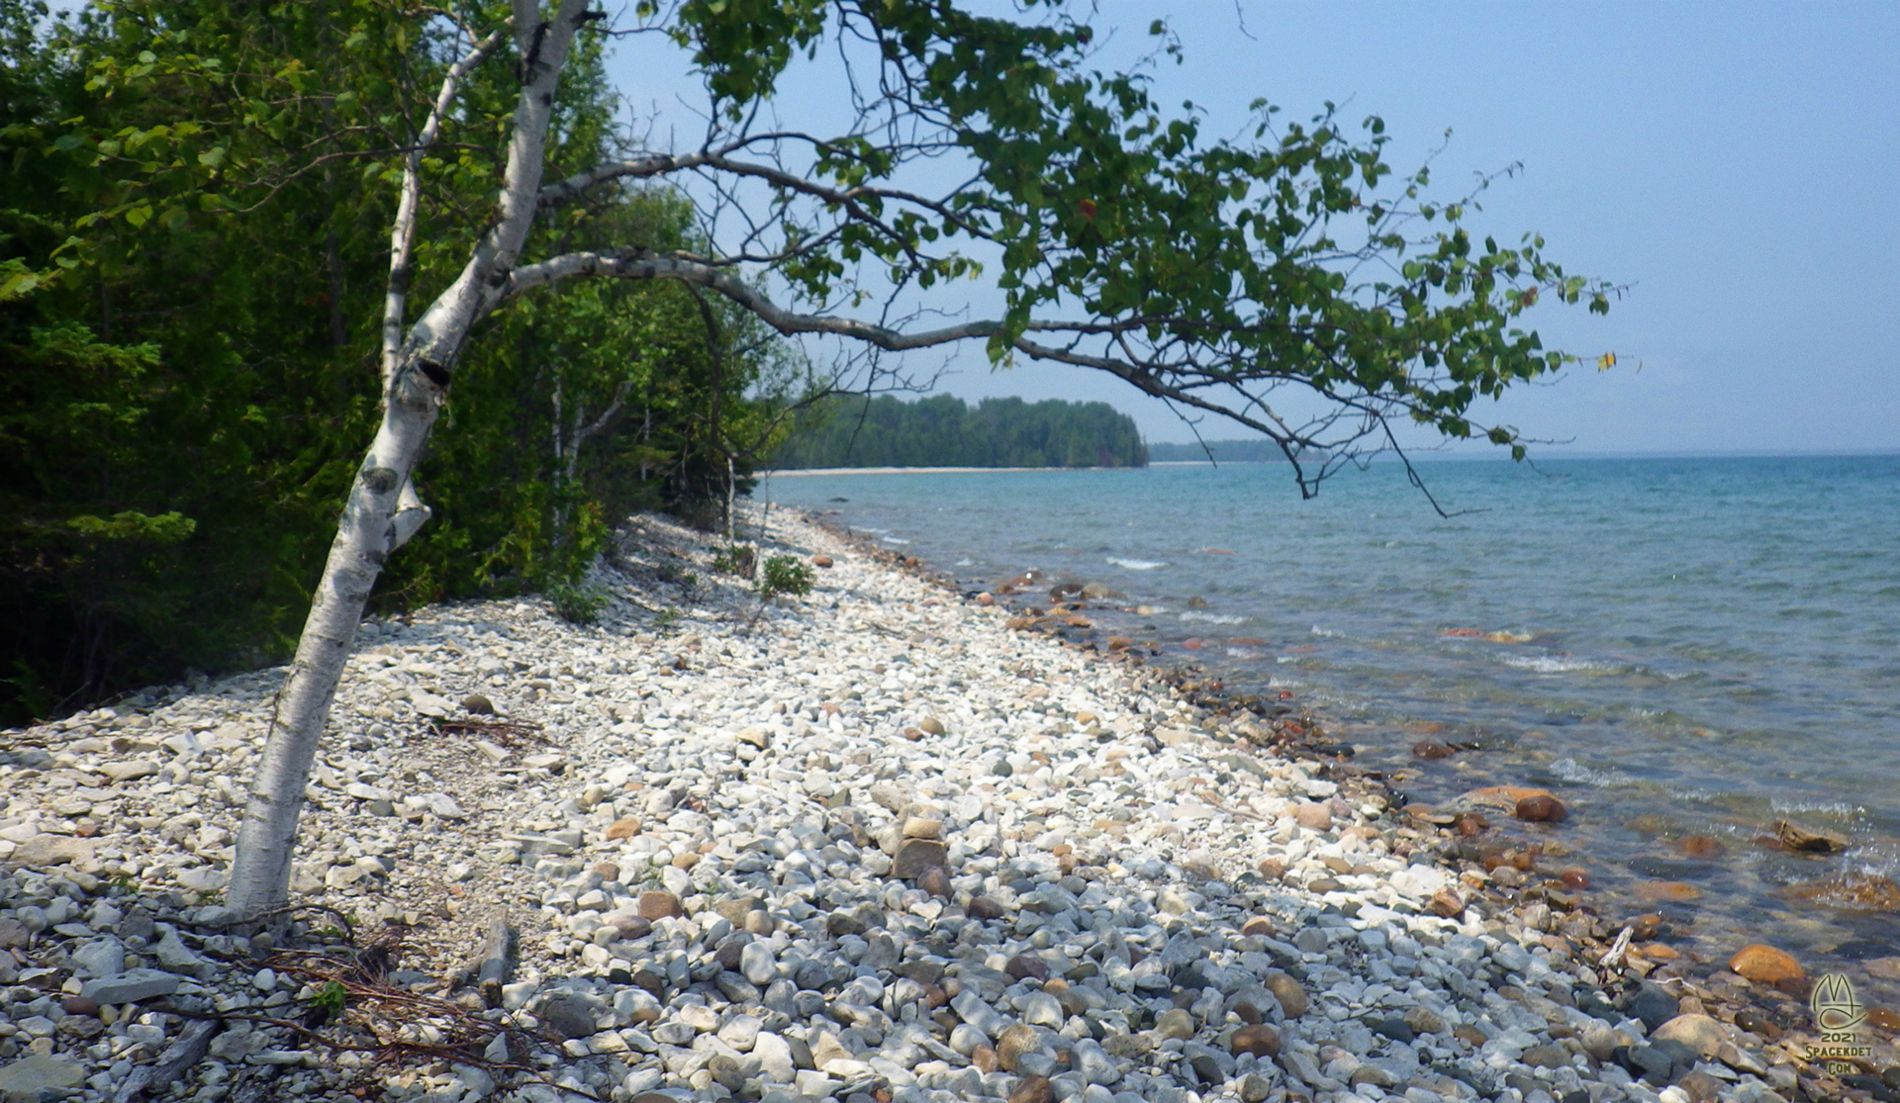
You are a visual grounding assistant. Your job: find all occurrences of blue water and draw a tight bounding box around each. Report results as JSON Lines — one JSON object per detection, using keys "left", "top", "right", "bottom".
{"left": 763, "top": 455, "right": 1900, "bottom": 994}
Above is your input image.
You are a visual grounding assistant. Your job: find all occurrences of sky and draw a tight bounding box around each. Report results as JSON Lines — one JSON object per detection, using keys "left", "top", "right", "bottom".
{"left": 605, "top": 3, "right": 1900, "bottom": 454}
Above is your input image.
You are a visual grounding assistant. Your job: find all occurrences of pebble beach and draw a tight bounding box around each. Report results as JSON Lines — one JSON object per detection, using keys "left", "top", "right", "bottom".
{"left": 1, "top": 509, "right": 1891, "bottom": 1103}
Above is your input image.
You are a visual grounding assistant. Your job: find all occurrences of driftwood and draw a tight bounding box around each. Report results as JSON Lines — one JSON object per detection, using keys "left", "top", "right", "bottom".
{"left": 113, "top": 1019, "right": 221, "bottom": 1102}
{"left": 449, "top": 918, "right": 517, "bottom": 1009}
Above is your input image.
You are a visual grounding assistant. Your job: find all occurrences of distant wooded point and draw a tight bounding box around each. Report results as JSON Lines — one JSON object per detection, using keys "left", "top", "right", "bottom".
{"left": 1145, "top": 439, "right": 1300, "bottom": 463}
{"left": 773, "top": 395, "right": 1147, "bottom": 469}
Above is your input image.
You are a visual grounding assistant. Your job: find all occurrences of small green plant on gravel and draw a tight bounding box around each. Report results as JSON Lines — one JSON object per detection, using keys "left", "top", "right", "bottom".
{"left": 756, "top": 555, "right": 815, "bottom": 601}
{"left": 306, "top": 979, "right": 349, "bottom": 1023}
{"left": 548, "top": 580, "right": 607, "bottom": 625}
{"left": 712, "top": 544, "right": 757, "bottom": 577}
{"left": 654, "top": 607, "right": 682, "bottom": 632}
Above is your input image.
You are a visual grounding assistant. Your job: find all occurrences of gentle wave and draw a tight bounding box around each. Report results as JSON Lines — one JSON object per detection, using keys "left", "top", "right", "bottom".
{"left": 1106, "top": 556, "right": 1167, "bottom": 571}
{"left": 1550, "top": 756, "right": 1631, "bottom": 789}
{"left": 1500, "top": 653, "right": 1626, "bottom": 675}
{"left": 883, "top": 536, "right": 912, "bottom": 545}
{"left": 1180, "top": 611, "right": 1247, "bottom": 625}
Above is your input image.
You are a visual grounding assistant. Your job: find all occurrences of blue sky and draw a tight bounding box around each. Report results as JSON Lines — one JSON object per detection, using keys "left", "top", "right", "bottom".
{"left": 607, "top": 4, "right": 1899, "bottom": 453}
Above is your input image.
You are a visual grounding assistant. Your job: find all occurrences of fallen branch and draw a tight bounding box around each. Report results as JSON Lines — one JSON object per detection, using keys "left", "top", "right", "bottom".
{"left": 113, "top": 1019, "right": 222, "bottom": 1102}
{"left": 448, "top": 918, "right": 518, "bottom": 1009}
{"left": 429, "top": 717, "right": 544, "bottom": 746}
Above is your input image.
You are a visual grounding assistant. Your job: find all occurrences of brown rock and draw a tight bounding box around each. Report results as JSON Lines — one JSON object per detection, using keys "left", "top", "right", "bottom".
{"left": 1867, "top": 1007, "right": 1900, "bottom": 1032}
{"left": 1781, "top": 872, "right": 1900, "bottom": 911}
{"left": 461, "top": 693, "right": 496, "bottom": 715}
{"left": 1412, "top": 740, "right": 1456, "bottom": 760}
{"left": 1651, "top": 1013, "right": 1727, "bottom": 1059}
{"left": 970, "top": 1044, "right": 998, "bottom": 1073}
{"left": 1228, "top": 1024, "right": 1281, "bottom": 1058}
{"left": 670, "top": 852, "right": 700, "bottom": 871}
{"left": 1265, "top": 972, "right": 1308, "bottom": 1018}
{"left": 604, "top": 818, "right": 642, "bottom": 841}
{"left": 1559, "top": 868, "right": 1591, "bottom": 889}
{"left": 901, "top": 816, "right": 943, "bottom": 840}
{"left": 1728, "top": 943, "right": 1805, "bottom": 988}
{"left": 1674, "top": 1070, "right": 1725, "bottom": 1103}
{"left": 1239, "top": 916, "right": 1274, "bottom": 938}
{"left": 1256, "top": 858, "right": 1287, "bottom": 881}
{"left": 635, "top": 891, "right": 684, "bottom": 920}
{"left": 1514, "top": 795, "right": 1568, "bottom": 823}
{"left": 603, "top": 911, "right": 653, "bottom": 939}
{"left": 968, "top": 895, "right": 1008, "bottom": 921}
{"left": 60, "top": 996, "right": 100, "bottom": 1017}
{"left": 1773, "top": 819, "right": 1845, "bottom": 854}
{"left": 1636, "top": 880, "right": 1701, "bottom": 903}
{"left": 1462, "top": 785, "right": 1558, "bottom": 810}
{"left": 1006, "top": 954, "right": 1050, "bottom": 982}
{"left": 919, "top": 716, "right": 947, "bottom": 736}
{"left": 892, "top": 837, "right": 949, "bottom": 880}
{"left": 974, "top": 592, "right": 994, "bottom": 606}
{"left": 811, "top": 554, "right": 834, "bottom": 568}
{"left": 1628, "top": 912, "right": 1667, "bottom": 940}
{"left": 1007, "top": 1075, "right": 1054, "bottom": 1103}
{"left": 996, "top": 1024, "right": 1041, "bottom": 1072}
{"left": 1427, "top": 889, "right": 1466, "bottom": 918}
{"left": 1452, "top": 1025, "right": 1488, "bottom": 1046}
{"left": 1294, "top": 803, "right": 1333, "bottom": 831}
{"left": 918, "top": 866, "right": 952, "bottom": 898}
{"left": 1677, "top": 834, "right": 1725, "bottom": 859}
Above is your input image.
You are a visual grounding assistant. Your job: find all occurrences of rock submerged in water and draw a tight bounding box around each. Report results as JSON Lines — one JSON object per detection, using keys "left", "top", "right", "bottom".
{"left": 1772, "top": 819, "right": 1846, "bottom": 854}
{"left": 1782, "top": 872, "right": 1900, "bottom": 911}
{"left": 1514, "top": 794, "right": 1568, "bottom": 822}
{"left": 1728, "top": 943, "right": 1805, "bottom": 987}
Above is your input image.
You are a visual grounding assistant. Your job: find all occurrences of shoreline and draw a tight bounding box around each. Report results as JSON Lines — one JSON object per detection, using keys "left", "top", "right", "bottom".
{"left": 763, "top": 465, "right": 1136, "bottom": 477}
{"left": 0, "top": 508, "right": 1881, "bottom": 1101}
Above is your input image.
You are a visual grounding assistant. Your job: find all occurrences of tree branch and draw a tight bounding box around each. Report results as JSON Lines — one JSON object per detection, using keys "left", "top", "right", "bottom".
{"left": 383, "top": 22, "right": 512, "bottom": 384}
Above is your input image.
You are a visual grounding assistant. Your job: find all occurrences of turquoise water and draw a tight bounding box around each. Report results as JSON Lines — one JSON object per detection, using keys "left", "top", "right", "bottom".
{"left": 762, "top": 455, "right": 1900, "bottom": 996}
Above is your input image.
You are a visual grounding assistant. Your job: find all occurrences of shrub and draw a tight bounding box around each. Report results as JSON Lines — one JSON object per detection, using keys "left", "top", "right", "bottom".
{"left": 548, "top": 580, "right": 607, "bottom": 624}
{"left": 711, "top": 544, "right": 757, "bottom": 577}
{"left": 757, "top": 555, "right": 814, "bottom": 600}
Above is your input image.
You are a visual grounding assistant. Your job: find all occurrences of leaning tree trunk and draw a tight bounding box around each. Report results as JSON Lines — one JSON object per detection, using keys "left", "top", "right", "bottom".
{"left": 226, "top": 0, "right": 588, "bottom": 920}
{"left": 226, "top": 379, "right": 441, "bottom": 917}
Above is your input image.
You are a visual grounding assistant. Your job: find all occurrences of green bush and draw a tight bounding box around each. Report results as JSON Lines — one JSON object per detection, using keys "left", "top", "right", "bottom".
{"left": 548, "top": 580, "right": 607, "bottom": 624}
{"left": 757, "top": 555, "right": 814, "bottom": 600}
{"left": 712, "top": 544, "right": 757, "bottom": 577}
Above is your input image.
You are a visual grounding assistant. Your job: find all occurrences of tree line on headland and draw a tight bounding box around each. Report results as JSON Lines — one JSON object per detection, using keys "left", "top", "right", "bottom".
{"left": 772, "top": 395, "right": 1147, "bottom": 469}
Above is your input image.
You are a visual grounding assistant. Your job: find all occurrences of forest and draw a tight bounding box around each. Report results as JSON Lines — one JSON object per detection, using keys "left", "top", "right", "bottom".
{"left": 0, "top": 1, "right": 804, "bottom": 725}
{"left": 771, "top": 395, "right": 1147, "bottom": 470}
{"left": 1146, "top": 439, "right": 1301, "bottom": 463}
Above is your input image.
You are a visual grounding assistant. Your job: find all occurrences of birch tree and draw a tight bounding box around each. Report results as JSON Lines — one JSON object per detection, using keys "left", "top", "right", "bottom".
{"left": 214, "top": 0, "right": 1610, "bottom": 917}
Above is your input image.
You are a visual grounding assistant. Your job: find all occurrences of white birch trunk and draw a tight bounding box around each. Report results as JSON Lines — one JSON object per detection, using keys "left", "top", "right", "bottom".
{"left": 226, "top": 379, "right": 441, "bottom": 915}
{"left": 227, "top": 0, "right": 590, "bottom": 920}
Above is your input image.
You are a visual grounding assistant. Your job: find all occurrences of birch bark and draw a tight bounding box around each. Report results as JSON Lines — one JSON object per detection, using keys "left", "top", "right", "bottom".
{"left": 227, "top": 0, "right": 590, "bottom": 919}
